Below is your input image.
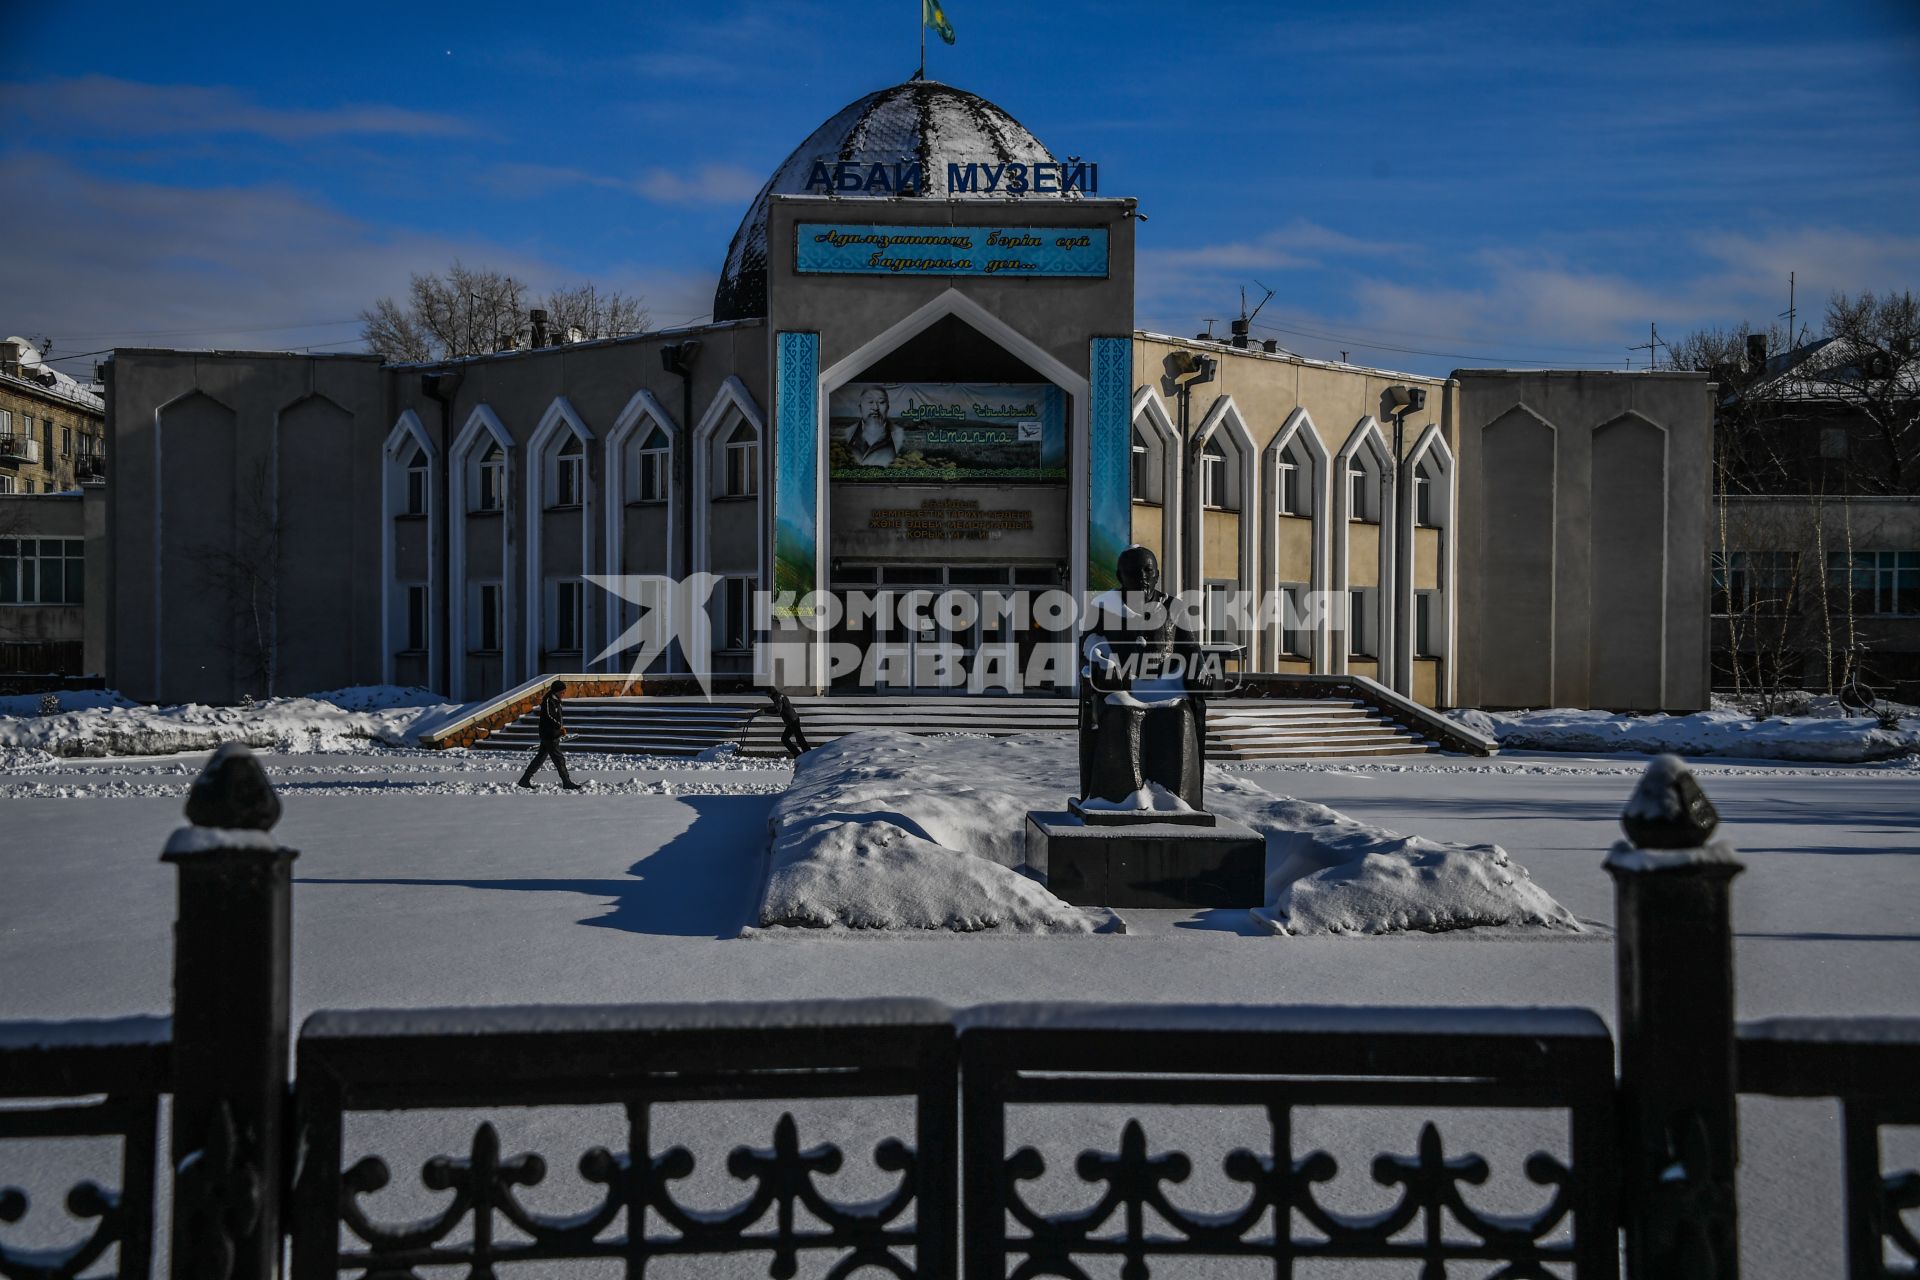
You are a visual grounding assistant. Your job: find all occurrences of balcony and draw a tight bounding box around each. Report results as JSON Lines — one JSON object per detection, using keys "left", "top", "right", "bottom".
{"left": 0, "top": 435, "right": 42, "bottom": 464}
{"left": 77, "top": 456, "right": 106, "bottom": 485}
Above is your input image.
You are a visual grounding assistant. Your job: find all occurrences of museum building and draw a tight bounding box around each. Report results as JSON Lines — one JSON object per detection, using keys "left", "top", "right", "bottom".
{"left": 100, "top": 79, "right": 1716, "bottom": 712}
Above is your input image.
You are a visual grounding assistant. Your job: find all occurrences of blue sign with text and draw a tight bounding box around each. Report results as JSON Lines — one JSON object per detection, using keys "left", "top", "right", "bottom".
{"left": 795, "top": 223, "right": 1110, "bottom": 279}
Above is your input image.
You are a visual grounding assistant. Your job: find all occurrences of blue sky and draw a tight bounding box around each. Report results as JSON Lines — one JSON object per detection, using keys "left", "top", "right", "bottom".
{"left": 3, "top": 0, "right": 1917, "bottom": 377}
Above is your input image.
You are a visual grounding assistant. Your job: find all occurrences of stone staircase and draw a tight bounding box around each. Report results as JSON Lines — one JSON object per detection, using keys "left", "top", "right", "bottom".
{"left": 474, "top": 696, "right": 762, "bottom": 758}
{"left": 736, "top": 695, "right": 1438, "bottom": 759}
{"left": 473, "top": 694, "right": 1445, "bottom": 761}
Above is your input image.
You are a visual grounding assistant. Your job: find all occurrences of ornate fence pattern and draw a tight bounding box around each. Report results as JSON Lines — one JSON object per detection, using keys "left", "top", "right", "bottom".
{"left": 0, "top": 747, "right": 1915, "bottom": 1279}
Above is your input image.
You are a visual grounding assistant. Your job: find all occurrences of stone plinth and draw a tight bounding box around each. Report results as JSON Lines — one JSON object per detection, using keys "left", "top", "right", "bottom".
{"left": 1025, "top": 811, "right": 1265, "bottom": 909}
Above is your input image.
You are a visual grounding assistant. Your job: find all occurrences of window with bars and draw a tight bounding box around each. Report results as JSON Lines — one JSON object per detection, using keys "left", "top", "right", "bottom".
{"left": 1712, "top": 551, "right": 1799, "bottom": 617}
{"left": 636, "top": 427, "right": 668, "bottom": 503}
{"left": 0, "top": 537, "right": 85, "bottom": 605}
{"left": 1828, "top": 550, "right": 1920, "bottom": 617}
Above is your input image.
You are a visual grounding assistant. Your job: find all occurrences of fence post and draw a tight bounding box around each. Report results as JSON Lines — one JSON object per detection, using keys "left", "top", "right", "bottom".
{"left": 1607, "top": 754, "right": 1744, "bottom": 1279}
{"left": 162, "top": 743, "right": 296, "bottom": 1280}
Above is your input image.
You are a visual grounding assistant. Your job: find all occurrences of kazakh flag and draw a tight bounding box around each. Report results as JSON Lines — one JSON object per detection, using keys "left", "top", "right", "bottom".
{"left": 925, "top": 0, "right": 955, "bottom": 45}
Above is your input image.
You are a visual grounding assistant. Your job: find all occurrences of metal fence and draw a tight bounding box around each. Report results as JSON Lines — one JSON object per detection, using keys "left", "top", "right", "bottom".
{"left": 0, "top": 751, "right": 1915, "bottom": 1279}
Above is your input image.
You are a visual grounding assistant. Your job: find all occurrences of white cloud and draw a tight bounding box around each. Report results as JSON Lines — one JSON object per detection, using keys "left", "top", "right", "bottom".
{"left": 0, "top": 153, "right": 714, "bottom": 353}
{"left": 488, "top": 161, "right": 763, "bottom": 208}
{"left": 0, "top": 75, "right": 473, "bottom": 141}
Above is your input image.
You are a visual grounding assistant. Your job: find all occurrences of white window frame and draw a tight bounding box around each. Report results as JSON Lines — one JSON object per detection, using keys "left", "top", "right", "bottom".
{"left": 1348, "top": 460, "right": 1370, "bottom": 522}
{"left": 476, "top": 445, "right": 506, "bottom": 513}
{"left": 1200, "top": 439, "right": 1229, "bottom": 511}
{"left": 552, "top": 438, "right": 584, "bottom": 509}
{"left": 405, "top": 448, "right": 429, "bottom": 516}
{"left": 1130, "top": 429, "right": 1152, "bottom": 502}
{"left": 59, "top": 426, "right": 72, "bottom": 458}
{"left": 636, "top": 427, "right": 669, "bottom": 504}
{"left": 0, "top": 536, "right": 84, "bottom": 605}
{"left": 722, "top": 421, "right": 758, "bottom": 498}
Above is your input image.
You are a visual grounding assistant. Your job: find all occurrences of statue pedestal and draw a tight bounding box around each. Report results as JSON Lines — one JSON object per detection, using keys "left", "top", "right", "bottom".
{"left": 1025, "top": 810, "right": 1264, "bottom": 909}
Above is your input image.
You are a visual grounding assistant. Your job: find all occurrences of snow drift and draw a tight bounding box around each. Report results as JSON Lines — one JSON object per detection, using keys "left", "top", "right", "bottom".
{"left": 0, "top": 686, "right": 461, "bottom": 761}
{"left": 758, "top": 731, "right": 1579, "bottom": 937}
{"left": 1452, "top": 706, "right": 1919, "bottom": 763}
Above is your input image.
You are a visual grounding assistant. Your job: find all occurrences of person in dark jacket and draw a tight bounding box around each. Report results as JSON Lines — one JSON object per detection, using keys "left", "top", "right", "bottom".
{"left": 518, "top": 681, "right": 582, "bottom": 790}
{"left": 768, "top": 688, "right": 812, "bottom": 757}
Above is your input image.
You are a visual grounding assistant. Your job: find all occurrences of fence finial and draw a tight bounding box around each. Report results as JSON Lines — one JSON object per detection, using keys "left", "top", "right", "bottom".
{"left": 184, "top": 742, "right": 281, "bottom": 831}
{"left": 1621, "top": 753, "right": 1718, "bottom": 849}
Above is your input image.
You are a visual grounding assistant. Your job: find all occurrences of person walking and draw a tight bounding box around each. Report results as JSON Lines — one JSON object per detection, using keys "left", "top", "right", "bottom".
{"left": 518, "top": 680, "right": 583, "bottom": 790}
{"left": 768, "top": 688, "right": 812, "bottom": 757}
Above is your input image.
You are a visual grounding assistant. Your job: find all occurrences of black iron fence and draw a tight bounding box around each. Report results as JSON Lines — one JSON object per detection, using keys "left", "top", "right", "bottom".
{"left": 0, "top": 748, "right": 1915, "bottom": 1279}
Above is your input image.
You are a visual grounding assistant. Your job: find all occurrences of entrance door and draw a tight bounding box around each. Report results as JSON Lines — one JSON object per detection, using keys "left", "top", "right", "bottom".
{"left": 833, "top": 563, "right": 1061, "bottom": 693}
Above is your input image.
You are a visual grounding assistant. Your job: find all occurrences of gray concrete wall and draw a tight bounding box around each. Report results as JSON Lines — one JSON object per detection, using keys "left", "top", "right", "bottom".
{"left": 104, "top": 351, "right": 386, "bottom": 704}
{"left": 1454, "top": 369, "right": 1715, "bottom": 711}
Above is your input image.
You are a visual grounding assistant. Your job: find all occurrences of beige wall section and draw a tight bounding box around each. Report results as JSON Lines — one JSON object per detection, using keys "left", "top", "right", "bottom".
{"left": 1275, "top": 515, "right": 1311, "bottom": 582}
{"left": 1348, "top": 521, "right": 1381, "bottom": 588}
{"left": 1202, "top": 510, "right": 1239, "bottom": 580}
{"left": 1454, "top": 370, "right": 1714, "bottom": 711}
{"left": 1412, "top": 658, "right": 1439, "bottom": 705}
{"left": 1128, "top": 333, "right": 1461, "bottom": 705}
{"left": 1413, "top": 526, "right": 1441, "bottom": 590}
{"left": 1130, "top": 502, "right": 1163, "bottom": 562}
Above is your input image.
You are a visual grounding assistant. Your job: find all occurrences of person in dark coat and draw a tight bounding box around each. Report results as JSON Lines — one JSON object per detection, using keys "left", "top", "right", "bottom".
{"left": 518, "top": 681, "right": 582, "bottom": 790}
{"left": 768, "top": 688, "right": 811, "bottom": 757}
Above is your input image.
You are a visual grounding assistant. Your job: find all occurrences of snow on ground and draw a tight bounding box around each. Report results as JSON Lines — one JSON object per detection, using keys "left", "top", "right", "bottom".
{"left": 0, "top": 685, "right": 461, "bottom": 763}
{"left": 0, "top": 746, "right": 1914, "bottom": 1278}
{"left": 760, "top": 731, "right": 1577, "bottom": 937}
{"left": 1452, "top": 704, "right": 1920, "bottom": 763}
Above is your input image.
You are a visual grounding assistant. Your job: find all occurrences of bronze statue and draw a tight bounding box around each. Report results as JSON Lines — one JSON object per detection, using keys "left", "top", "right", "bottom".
{"left": 1076, "top": 546, "right": 1208, "bottom": 812}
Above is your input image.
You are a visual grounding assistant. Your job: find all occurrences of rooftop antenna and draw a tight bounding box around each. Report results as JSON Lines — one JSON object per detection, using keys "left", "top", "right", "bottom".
{"left": 1778, "top": 270, "right": 1798, "bottom": 348}
{"left": 1199, "top": 318, "right": 1219, "bottom": 340}
{"left": 1628, "top": 322, "right": 1666, "bottom": 371}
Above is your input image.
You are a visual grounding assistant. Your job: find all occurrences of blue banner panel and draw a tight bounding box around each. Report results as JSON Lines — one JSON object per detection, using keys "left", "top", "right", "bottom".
{"left": 795, "top": 224, "right": 1109, "bottom": 279}
{"left": 1087, "top": 336, "right": 1134, "bottom": 593}
{"left": 774, "top": 331, "right": 820, "bottom": 600}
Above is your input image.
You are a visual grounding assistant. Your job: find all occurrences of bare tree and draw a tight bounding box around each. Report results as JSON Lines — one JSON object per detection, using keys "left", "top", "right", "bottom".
{"left": 359, "top": 265, "right": 650, "bottom": 362}
{"left": 194, "top": 457, "right": 282, "bottom": 698}
{"left": 542, "top": 283, "right": 650, "bottom": 342}
{"left": 1806, "top": 290, "right": 1920, "bottom": 493}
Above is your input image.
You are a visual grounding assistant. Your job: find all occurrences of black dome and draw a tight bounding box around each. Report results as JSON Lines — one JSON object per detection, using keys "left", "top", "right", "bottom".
{"left": 713, "top": 79, "right": 1066, "bottom": 322}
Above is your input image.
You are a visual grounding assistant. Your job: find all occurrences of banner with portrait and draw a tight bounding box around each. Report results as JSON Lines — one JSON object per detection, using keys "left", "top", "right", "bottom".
{"left": 827, "top": 382, "right": 1066, "bottom": 483}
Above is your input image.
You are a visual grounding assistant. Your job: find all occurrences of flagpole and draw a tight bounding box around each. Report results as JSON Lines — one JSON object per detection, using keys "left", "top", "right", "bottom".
{"left": 919, "top": 0, "right": 926, "bottom": 79}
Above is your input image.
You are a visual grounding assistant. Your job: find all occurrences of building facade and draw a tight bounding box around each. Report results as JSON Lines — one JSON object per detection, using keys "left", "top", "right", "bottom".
{"left": 99, "top": 78, "right": 1714, "bottom": 711}
{"left": 1, "top": 338, "right": 106, "bottom": 496}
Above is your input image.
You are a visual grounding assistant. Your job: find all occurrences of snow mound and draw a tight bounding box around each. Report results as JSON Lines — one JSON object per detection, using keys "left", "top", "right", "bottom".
{"left": 761, "top": 733, "right": 1105, "bottom": 933}
{"left": 1205, "top": 776, "right": 1580, "bottom": 936}
{"left": 1453, "top": 706, "right": 1919, "bottom": 763}
{"left": 0, "top": 685, "right": 461, "bottom": 758}
{"left": 760, "top": 731, "right": 1578, "bottom": 938}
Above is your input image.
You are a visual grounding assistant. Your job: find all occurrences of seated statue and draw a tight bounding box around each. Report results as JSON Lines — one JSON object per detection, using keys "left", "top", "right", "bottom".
{"left": 1077, "top": 545, "right": 1208, "bottom": 813}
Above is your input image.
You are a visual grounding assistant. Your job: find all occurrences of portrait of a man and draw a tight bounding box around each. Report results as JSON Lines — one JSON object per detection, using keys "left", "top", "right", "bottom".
{"left": 841, "top": 385, "right": 906, "bottom": 467}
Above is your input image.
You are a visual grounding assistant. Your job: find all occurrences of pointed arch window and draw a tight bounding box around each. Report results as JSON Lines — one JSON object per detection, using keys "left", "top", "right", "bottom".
{"left": 1200, "top": 438, "right": 1229, "bottom": 510}
{"left": 637, "top": 426, "right": 669, "bottom": 503}
{"left": 404, "top": 446, "right": 429, "bottom": 515}
{"left": 722, "top": 419, "right": 758, "bottom": 498}
{"left": 475, "top": 444, "right": 505, "bottom": 513}
{"left": 551, "top": 435, "right": 584, "bottom": 509}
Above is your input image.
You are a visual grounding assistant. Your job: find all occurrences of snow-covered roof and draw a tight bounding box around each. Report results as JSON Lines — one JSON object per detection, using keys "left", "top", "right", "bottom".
{"left": 1739, "top": 335, "right": 1920, "bottom": 404}
{"left": 1, "top": 337, "right": 104, "bottom": 412}
{"left": 713, "top": 79, "right": 1064, "bottom": 322}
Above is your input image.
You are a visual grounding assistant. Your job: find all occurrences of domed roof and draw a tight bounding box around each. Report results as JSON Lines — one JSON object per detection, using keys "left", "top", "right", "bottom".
{"left": 713, "top": 79, "right": 1065, "bottom": 322}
